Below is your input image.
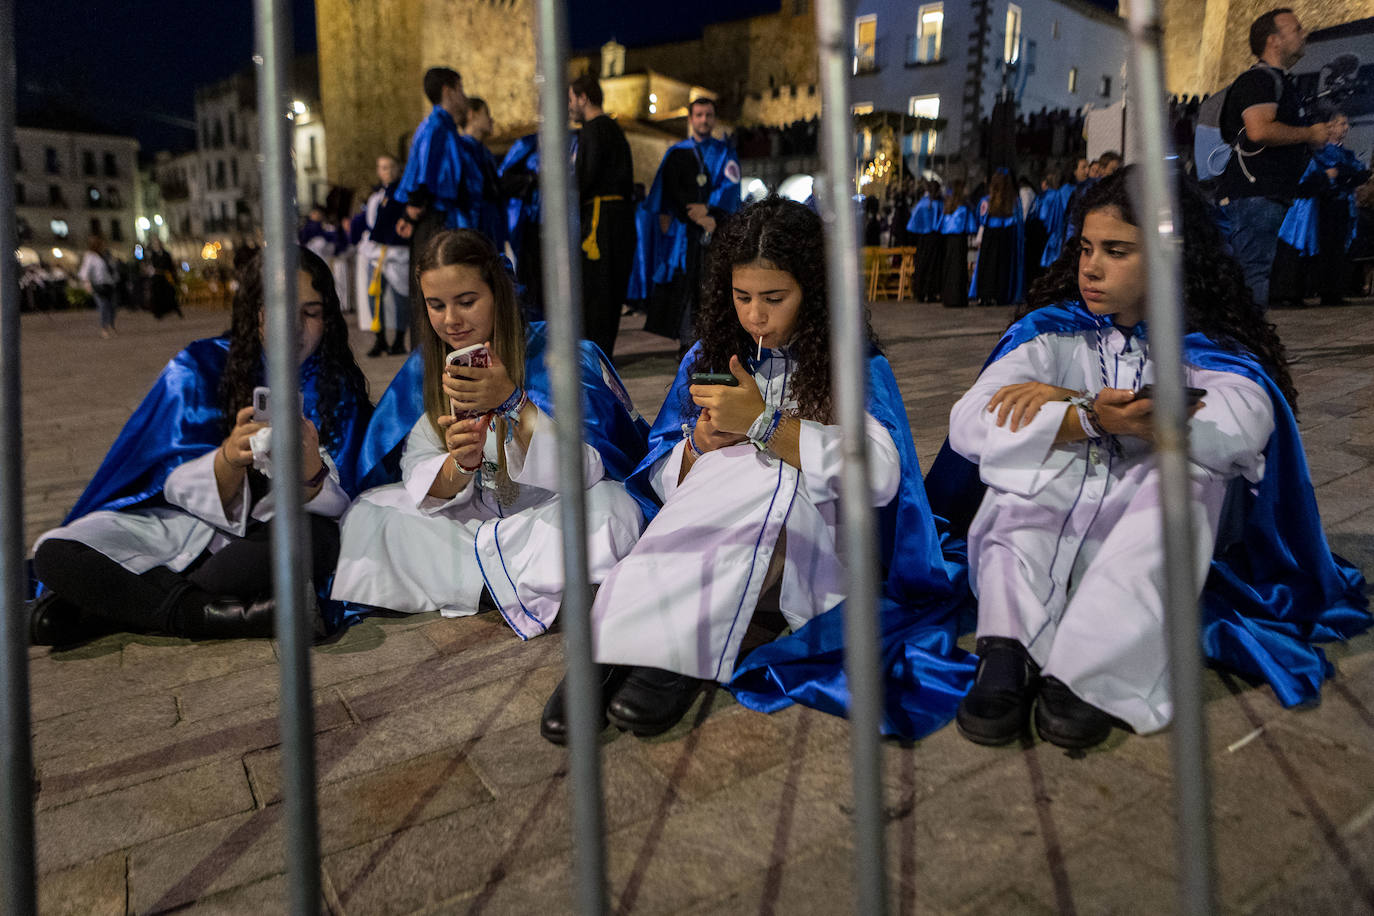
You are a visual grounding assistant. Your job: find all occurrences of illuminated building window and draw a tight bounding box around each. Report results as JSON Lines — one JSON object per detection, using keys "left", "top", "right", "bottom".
{"left": 1068, "top": 67, "right": 1078, "bottom": 93}
{"left": 913, "top": 4, "right": 942, "bottom": 63}
{"left": 1005, "top": 4, "right": 1022, "bottom": 65}
{"left": 908, "top": 95, "right": 940, "bottom": 154}
{"left": 853, "top": 15, "right": 877, "bottom": 74}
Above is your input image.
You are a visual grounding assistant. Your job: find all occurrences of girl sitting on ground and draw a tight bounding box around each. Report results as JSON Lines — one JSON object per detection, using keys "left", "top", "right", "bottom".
{"left": 329, "top": 229, "right": 647, "bottom": 636}
{"left": 30, "top": 248, "right": 372, "bottom": 644}
{"left": 944, "top": 167, "right": 1369, "bottom": 750}
{"left": 540, "top": 197, "right": 968, "bottom": 744}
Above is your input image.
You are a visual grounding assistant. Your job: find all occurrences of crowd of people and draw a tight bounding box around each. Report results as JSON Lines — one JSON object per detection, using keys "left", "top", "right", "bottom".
{"left": 24, "top": 24, "right": 1372, "bottom": 755}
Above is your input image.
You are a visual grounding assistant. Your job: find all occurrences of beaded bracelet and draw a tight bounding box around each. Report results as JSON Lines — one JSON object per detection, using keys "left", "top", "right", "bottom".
{"left": 496, "top": 386, "right": 528, "bottom": 423}
{"left": 682, "top": 423, "right": 703, "bottom": 459}
{"left": 453, "top": 455, "right": 481, "bottom": 475}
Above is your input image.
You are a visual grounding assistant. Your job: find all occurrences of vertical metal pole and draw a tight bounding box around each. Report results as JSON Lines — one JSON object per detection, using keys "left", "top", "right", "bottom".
{"left": 814, "top": 0, "right": 888, "bottom": 913}
{"left": 0, "top": 1, "right": 38, "bottom": 912}
{"left": 1124, "top": 3, "right": 1217, "bottom": 914}
{"left": 253, "top": 2, "right": 321, "bottom": 913}
{"left": 532, "top": 2, "right": 607, "bottom": 914}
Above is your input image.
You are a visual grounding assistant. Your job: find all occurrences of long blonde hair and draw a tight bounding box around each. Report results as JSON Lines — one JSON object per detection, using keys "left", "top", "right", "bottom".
{"left": 415, "top": 230, "right": 527, "bottom": 463}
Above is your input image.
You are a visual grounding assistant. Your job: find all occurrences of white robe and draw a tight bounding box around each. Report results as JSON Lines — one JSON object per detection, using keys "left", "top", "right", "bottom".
{"left": 356, "top": 185, "right": 411, "bottom": 330}
{"left": 592, "top": 351, "right": 902, "bottom": 682}
{"left": 948, "top": 325, "right": 1275, "bottom": 733}
{"left": 328, "top": 407, "right": 643, "bottom": 639}
{"left": 34, "top": 447, "right": 350, "bottom": 574}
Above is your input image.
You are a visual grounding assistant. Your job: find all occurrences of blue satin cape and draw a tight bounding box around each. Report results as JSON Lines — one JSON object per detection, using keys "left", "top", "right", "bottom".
{"left": 632, "top": 137, "right": 742, "bottom": 293}
{"left": 1278, "top": 144, "right": 1366, "bottom": 255}
{"left": 498, "top": 133, "right": 541, "bottom": 264}
{"left": 353, "top": 321, "right": 650, "bottom": 495}
{"left": 968, "top": 195, "right": 1025, "bottom": 303}
{"left": 57, "top": 336, "right": 374, "bottom": 630}
{"left": 905, "top": 195, "right": 940, "bottom": 235}
{"left": 396, "top": 106, "right": 479, "bottom": 230}
{"left": 924, "top": 302, "right": 1371, "bottom": 709}
{"left": 629, "top": 345, "right": 975, "bottom": 738}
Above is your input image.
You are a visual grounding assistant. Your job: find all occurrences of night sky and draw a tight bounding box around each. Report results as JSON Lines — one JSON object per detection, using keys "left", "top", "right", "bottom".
{"left": 16, "top": 0, "right": 1108, "bottom": 154}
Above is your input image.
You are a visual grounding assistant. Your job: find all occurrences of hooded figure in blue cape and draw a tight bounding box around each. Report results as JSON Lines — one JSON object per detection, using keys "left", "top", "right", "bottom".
{"left": 31, "top": 249, "right": 373, "bottom": 641}
{"left": 638, "top": 99, "right": 742, "bottom": 343}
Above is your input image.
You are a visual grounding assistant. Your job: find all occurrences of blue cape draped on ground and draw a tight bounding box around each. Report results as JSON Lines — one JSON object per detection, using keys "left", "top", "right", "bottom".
{"left": 396, "top": 106, "right": 479, "bottom": 230}
{"left": 55, "top": 336, "right": 374, "bottom": 629}
{"left": 925, "top": 302, "right": 1370, "bottom": 709}
{"left": 630, "top": 344, "right": 975, "bottom": 738}
{"left": 353, "top": 321, "right": 649, "bottom": 494}
{"left": 630, "top": 137, "right": 741, "bottom": 296}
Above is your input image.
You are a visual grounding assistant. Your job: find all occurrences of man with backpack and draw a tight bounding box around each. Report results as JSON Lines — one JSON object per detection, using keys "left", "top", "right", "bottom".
{"left": 1216, "top": 8, "right": 1333, "bottom": 309}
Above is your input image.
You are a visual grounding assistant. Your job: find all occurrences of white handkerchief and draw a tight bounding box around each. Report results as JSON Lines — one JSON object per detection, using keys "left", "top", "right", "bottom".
{"left": 249, "top": 427, "right": 273, "bottom": 476}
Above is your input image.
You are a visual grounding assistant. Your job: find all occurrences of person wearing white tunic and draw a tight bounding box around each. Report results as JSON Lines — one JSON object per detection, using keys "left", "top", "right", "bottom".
{"left": 329, "top": 229, "right": 644, "bottom": 637}
{"left": 29, "top": 248, "right": 372, "bottom": 644}
{"left": 541, "top": 198, "right": 908, "bottom": 743}
{"left": 949, "top": 168, "right": 1301, "bottom": 750}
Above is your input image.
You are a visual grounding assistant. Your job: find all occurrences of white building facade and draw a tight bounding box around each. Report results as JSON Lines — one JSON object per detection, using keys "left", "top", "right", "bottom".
{"left": 849, "top": 0, "right": 1129, "bottom": 174}
{"left": 13, "top": 123, "right": 139, "bottom": 265}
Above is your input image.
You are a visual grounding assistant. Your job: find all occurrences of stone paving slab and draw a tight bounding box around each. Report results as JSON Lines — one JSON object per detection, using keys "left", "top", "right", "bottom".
{"left": 16, "top": 299, "right": 1374, "bottom": 913}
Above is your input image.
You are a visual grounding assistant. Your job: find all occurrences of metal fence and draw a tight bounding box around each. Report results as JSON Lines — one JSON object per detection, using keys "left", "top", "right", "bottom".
{"left": 0, "top": 0, "right": 1215, "bottom": 911}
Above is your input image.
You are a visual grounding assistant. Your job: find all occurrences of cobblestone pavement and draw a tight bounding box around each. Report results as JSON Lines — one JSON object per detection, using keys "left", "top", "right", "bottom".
{"left": 19, "top": 298, "right": 1374, "bottom": 914}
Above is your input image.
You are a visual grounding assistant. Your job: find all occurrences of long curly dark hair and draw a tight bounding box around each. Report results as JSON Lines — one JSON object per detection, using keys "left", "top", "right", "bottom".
{"left": 1025, "top": 166, "right": 1297, "bottom": 408}
{"left": 692, "top": 196, "right": 878, "bottom": 423}
{"left": 218, "top": 247, "right": 369, "bottom": 449}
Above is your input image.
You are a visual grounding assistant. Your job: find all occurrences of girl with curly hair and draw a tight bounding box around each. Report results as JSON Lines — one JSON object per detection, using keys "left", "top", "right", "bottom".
{"left": 328, "top": 229, "right": 646, "bottom": 638}
{"left": 30, "top": 248, "right": 372, "bottom": 644}
{"left": 542, "top": 197, "right": 965, "bottom": 743}
{"left": 945, "top": 167, "right": 1368, "bottom": 751}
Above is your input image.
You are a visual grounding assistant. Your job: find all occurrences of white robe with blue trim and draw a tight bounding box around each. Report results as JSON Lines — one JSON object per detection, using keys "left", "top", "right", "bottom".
{"left": 948, "top": 325, "right": 1274, "bottom": 732}
{"left": 591, "top": 351, "right": 901, "bottom": 682}
{"left": 328, "top": 407, "right": 643, "bottom": 639}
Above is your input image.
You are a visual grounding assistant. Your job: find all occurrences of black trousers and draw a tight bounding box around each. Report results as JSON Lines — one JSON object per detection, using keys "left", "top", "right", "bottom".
{"left": 579, "top": 199, "right": 636, "bottom": 358}
{"left": 34, "top": 514, "right": 340, "bottom": 636}
{"left": 942, "top": 234, "right": 970, "bottom": 308}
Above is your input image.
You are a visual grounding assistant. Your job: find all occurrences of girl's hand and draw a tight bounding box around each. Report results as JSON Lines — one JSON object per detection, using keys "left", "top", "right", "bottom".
{"left": 221, "top": 405, "right": 266, "bottom": 468}
{"left": 693, "top": 407, "right": 748, "bottom": 453}
{"left": 689, "top": 356, "right": 764, "bottom": 435}
{"left": 986, "top": 382, "right": 1079, "bottom": 432}
{"left": 1094, "top": 388, "right": 1203, "bottom": 442}
{"left": 300, "top": 417, "right": 325, "bottom": 481}
{"left": 442, "top": 343, "right": 517, "bottom": 416}
{"left": 438, "top": 413, "right": 491, "bottom": 470}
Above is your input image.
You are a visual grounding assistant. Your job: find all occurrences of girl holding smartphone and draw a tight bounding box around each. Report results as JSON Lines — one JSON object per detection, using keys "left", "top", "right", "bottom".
{"left": 329, "top": 230, "right": 646, "bottom": 636}
{"left": 30, "top": 248, "right": 372, "bottom": 643}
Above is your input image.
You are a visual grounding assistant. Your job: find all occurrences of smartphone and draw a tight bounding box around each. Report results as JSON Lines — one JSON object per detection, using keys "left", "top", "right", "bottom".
{"left": 445, "top": 344, "right": 492, "bottom": 418}
{"left": 690, "top": 372, "right": 740, "bottom": 387}
{"left": 1133, "top": 384, "right": 1207, "bottom": 405}
{"left": 252, "top": 386, "right": 271, "bottom": 423}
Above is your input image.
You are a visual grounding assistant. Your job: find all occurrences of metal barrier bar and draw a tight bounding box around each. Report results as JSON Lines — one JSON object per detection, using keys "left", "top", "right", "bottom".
{"left": 0, "top": 1, "right": 39, "bottom": 912}
{"left": 532, "top": 2, "right": 608, "bottom": 913}
{"left": 1124, "top": 2, "right": 1217, "bottom": 913}
{"left": 252, "top": 2, "right": 322, "bottom": 912}
{"left": 813, "top": 0, "right": 888, "bottom": 913}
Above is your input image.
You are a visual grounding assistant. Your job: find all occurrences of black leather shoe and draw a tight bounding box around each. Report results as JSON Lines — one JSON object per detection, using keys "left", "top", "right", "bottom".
{"left": 197, "top": 597, "right": 276, "bottom": 639}
{"left": 606, "top": 666, "right": 703, "bottom": 737}
{"left": 28, "top": 594, "right": 104, "bottom": 647}
{"left": 956, "top": 636, "right": 1038, "bottom": 746}
{"left": 540, "top": 665, "right": 627, "bottom": 746}
{"left": 388, "top": 336, "right": 407, "bottom": 356}
{"left": 1034, "top": 676, "right": 1114, "bottom": 750}
{"left": 366, "top": 337, "right": 387, "bottom": 358}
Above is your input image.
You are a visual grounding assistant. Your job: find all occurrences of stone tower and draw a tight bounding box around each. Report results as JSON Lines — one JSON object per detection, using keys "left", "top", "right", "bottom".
{"left": 315, "top": 0, "right": 538, "bottom": 193}
{"left": 1155, "top": 0, "right": 1371, "bottom": 96}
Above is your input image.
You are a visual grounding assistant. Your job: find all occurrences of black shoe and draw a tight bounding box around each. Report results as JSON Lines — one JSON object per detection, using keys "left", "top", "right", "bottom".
{"left": 606, "top": 666, "right": 703, "bottom": 737}
{"left": 540, "top": 664, "right": 627, "bottom": 746}
{"left": 196, "top": 597, "right": 276, "bottom": 639}
{"left": 28, "top": 594, "right": 105, "bottom": 647}
{"left": 1034, "top": 676, "right": 1114, "bottom": 750}
{"left": 366, "top": 337, "right": 387, "bottom": 357}
{"left": 388, "top": 335, "right": 407, "bottom": 356}
{"left": 956, "top": 636, "right": 1038, "bottom": 746}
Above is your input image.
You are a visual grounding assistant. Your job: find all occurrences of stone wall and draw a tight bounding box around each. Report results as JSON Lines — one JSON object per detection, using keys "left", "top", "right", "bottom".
{"left": 1154, "top": 0, "right": 1371, "bottom": 96}
{"left": 315, "top": 0, "right": 538, "bottom": 195}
